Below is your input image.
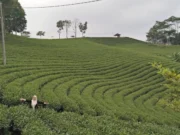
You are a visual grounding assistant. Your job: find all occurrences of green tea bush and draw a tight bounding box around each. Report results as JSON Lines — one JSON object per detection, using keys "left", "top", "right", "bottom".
{"left": 170, "top": 52, "right": 180, "bottom": 62}
{"left": 151, "top": 62, "right": 180, "bottom": 111}
{"left": 0, "top": 35, "right": 180, "bottom": 134}
{"left": 0, "top": 105, "right": 9, "bottom": 129}
{"left": 22, "top": 120, "right": 54, "bottom": 135}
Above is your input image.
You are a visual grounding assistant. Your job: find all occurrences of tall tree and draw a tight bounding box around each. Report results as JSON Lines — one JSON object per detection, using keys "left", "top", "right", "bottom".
{"left": 146, "top": 26, "right": 159, "bottom": 44}
{"left": 147, "top": 17, "right": 180, "bottom": 45}
{"left": 57, "top": 20, "right": 64, "bottom": 39}
{"left": 165, "top": 16, "right": 180, "bottom": 33}
{"left": 0, "top": 0, "right": 27, "bottom": 33}
{"left": 63, "top": 20, "right": 71, "bottom": 38}
{"left": 36, "top": 31, "right": 45, "bottom": 38}
{"left": 72, "top": 18, "right": 79, "bottom": 38}
{"left": 79, "top": 21, "right": 88, "bottom": 37}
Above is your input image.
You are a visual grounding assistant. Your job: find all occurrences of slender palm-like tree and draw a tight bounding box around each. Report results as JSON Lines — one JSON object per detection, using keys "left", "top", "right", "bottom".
{"left": 63, "top": 20, "right": 71, "bottom": 38}
{"left": 57, "top": 20, "right": 64, "bottom": 39}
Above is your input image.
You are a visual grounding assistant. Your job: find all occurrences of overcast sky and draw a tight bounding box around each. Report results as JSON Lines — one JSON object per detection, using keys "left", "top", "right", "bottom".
{"left": 18, "top": 0, "right": 180, "bottom": 41}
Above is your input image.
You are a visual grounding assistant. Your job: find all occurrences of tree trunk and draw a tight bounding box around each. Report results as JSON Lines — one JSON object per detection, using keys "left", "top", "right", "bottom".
{"left": 177, "top": 23, "right": 179, "bottom": 33}
{"left": 75, "top": 23, "right": 77, "bottom": 38}
{"left": 66, "top": 27, "right": 68, "bottom": 39}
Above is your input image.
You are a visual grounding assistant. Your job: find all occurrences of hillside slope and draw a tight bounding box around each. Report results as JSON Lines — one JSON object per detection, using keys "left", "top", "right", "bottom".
{"left": 0, "top": 35, "right": 180, "bottom": 135}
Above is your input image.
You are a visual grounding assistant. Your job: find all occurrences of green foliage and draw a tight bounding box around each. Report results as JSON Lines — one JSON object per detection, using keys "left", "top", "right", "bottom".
{"left": 0, "top": 35, "right": 180, "bottom": 134}
{"left": 79, "top": 21, "right": 88, "bottom": 37}
{"left": 151, "top": 62, "right": 180, "bottom": 111}
{"left": 0, "top": 0, "right": 27, "bottom": 33}
{"left": 8, "top": 106, "right": 38, "bottom": 129}
{"left": 0, "top": 105, "right": 9, "bottom": 128}
{"left": 36, "top": 31, "right": 45, "bottom": 38}
{"left": 147, "top": 16, "right": 180, "bottom": 45}
{"left": 170, "top": 52, "right": 180, "bottom": 62}
{"left": 57, "top": 20, "right": 64, "bottom": 39}
{"left": 22, "top": 120, "right": 54, "bottom": 135}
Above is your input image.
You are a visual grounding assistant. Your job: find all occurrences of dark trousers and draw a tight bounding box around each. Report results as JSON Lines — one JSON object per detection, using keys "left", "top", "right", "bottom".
{"left": 0, "top": 128, "right": 4, "bottom": 135}
{"left": 9, "top": 121, "right": 21, "bottom": 135}
{"left": 11, "top": 131, "right": 21, "bottom": 135}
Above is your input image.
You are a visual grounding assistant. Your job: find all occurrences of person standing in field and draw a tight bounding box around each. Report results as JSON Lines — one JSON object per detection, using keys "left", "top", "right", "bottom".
{"left": 20, "top": 95, "right": 48, "bottom": 110}
{"left": 6, "top": 96, "right": 48, "bottom": 135}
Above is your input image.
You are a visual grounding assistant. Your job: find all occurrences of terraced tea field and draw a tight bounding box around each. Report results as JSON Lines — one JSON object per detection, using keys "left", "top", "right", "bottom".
{"left": 0, "top": 35, "right": 180, "bottom": 135}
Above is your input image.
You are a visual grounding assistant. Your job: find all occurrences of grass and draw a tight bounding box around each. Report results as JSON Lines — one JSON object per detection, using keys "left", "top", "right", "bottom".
{"left": 0, "top": 35, "right": 180, "bottom": 134}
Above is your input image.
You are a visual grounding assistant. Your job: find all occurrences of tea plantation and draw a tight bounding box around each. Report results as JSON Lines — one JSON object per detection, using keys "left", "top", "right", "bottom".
{"left": 0, "top": 35, "right": 180, "bottom": 135}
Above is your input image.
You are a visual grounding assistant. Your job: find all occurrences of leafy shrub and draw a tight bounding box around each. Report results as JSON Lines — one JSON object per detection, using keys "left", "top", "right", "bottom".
{"left": 7, "top": 105, "right": 38, "bottom": 129}
{"left": 151, "top": 62, "right": 180, "bottom": 111}
{"left": 22, "top": 120, "right": 54, "bottom": 135}
{"left": 170, "top": 52, "right": 180, "bottom": 62}
{"left": 0, "top": 105, "right": 9, "bottom": 129}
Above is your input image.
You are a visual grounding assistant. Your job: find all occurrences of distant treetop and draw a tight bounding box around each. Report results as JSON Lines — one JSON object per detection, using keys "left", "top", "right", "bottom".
{"left": 114, "top": 33, "right": 121, "bottom": 38}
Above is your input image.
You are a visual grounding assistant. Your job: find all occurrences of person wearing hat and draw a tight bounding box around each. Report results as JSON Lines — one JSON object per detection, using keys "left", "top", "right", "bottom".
{"left": 20, "top": 95, "right": 49, "bottom": 110}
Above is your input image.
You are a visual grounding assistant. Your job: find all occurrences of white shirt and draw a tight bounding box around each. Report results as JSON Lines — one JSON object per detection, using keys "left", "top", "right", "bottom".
{"left": 31, "top": 100, "right": 37, "bottom": 110}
